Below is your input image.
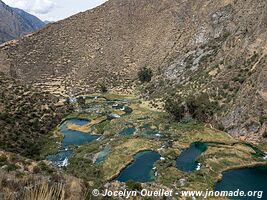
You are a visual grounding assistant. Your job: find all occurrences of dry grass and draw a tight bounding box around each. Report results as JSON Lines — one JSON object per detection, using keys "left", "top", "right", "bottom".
{"left": 22, "top": 183, "right": 65, "bottom": 200}
{"left": 0, "top": 171, "right": 87, "bottom": 200}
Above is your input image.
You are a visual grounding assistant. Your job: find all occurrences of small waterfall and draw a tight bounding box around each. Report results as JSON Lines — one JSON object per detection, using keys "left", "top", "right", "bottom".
{"left": 58, "top": 157, "right": 69, "bottom": 167}
{"left": 196, "top": 163, "right": 201, "bottom": 171}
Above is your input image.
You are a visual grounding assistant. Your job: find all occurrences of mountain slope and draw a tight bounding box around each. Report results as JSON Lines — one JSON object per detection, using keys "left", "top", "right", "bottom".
{"left": 0, "top": 73, "right": 71, "bottom": 158}
{"left": 12, "top": 7, "right": 45, "bottom": 30}
{"left": 0, "top": 0, "right": 45, "bottom": 43}
{"left": 0, "top": 0, "right": 266, "bottom": 142}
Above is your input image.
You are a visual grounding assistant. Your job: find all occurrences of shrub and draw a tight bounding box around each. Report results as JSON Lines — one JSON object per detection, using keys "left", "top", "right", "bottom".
{"left": 0, "top": 156, "right": 7, "bottom": 166}
{"left": 65, "top": 97, "right": 71, "bottom": 105}
{"left": 215, "top": 122, "right": 225, "bottom": 131}
{"left": 223, "top": 83, "right": 229, "bottom": 89}
{"left": 6, "top": 164, "right": 18, "bottom": 172}
{"left": 77, "top": 96, "right": 86, "bottom": 107}
{"left": 138, "top": 67, "right": 153, "bottom": 83}
{"left": 0, "top": 113, "right": 9, "bottom": 120}
{"left": 232, "top": 76, "right": 246, "bottom": 84}
{"left": 99, "top": 84, "right": 108, "bottom": 93}
{"left": 126, "top": 180, "right": 142, "bottom": 191}
{"left": 186, "top": 94, "right": 218, "bottom": 122}
{"left": 38, "top": 161, "right": 54, "bottom": 174}
{"left": 165, "top": 93, "right": 219, "bottom": 123}
{"left": 259, "top": 114, "right": 267, "bottom": 125}
{"left": 164, "top": 97, "right": 185, "bottom": 121}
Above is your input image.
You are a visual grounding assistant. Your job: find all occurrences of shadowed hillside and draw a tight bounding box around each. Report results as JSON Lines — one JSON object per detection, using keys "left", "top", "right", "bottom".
{"left": 0, "top": 0, "right": 45, "bottom": 43}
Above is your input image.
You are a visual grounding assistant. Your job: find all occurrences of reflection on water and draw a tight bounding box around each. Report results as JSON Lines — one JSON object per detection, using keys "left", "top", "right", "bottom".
{"left": 47, "top": 119, "right": 99, "bottom": 167}
{"left": 116, "top": 151, "right": 160, "bottom": 183}
{"left": 176, "top": 142, "right": 208, "bottom": 172}
{"left": 215, "top": 166, "right": 267, "bottom": 200}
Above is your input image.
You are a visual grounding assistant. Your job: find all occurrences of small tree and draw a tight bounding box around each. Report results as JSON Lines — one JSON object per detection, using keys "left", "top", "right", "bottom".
{"left": 99, "top": 84, "right": 108, "bottom": 93}
{"left": 65, "top": 97, "right": 71, "bottom": 105}
{"left": 164, "top": 96, "right": 185, "bottom": 121}
{"left": 186, "top": 93, "right": 218, "bottom": 122}
{"left": 126, "top": 180, "right": 142, "bottom": 191}
{"left": 138, "top": 67, "right": 153, "bottom": 83}
{"left": 165, "top": 93, "right": 218, "bottom": 123}
{"left": 77, "top": 96, "right": 85, "bottom": 107}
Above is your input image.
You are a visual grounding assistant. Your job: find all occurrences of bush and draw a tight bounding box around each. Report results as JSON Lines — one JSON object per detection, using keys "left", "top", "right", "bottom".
{"left": 259, "top": 114, "right": 267, "bottom": 125}
{"left": 6, "top": 164, "right": 18, "bottom": 172}
{"left": 262, "top": 131, "right": 267, "bottom": 138}
{"left": 0, "top": 156, "right": 7, "bottom": 166}
{"left": 99, "top": 84, "right": 108, "bottom": 93}
{"left": 0, "top": 113, "right": 9, "bottom": 120}
{"left": 186, "top": 94, "right": 218, "bottom": 122}
{"left": 164, "top": 97, "right": 185, "bottom": 121}
{"left": 77, "top": 96, "right": 86, "bottom": 107}
{"left": 38, "top": 161, "right": 54, "bottom": 174}
{"left": 215, "top": 122, "right": 225, "bottom": 131}
{"left": 126, "top": 180, "right": 142, "bottom": 191}
{"left": 165, "top": 93, "right": 219, "bottom": 123}
{"left": 138, "top": 67, "right": 153, "bottom": 83}
{"left": 232, "top": 76, "right": 246, "bottom": 84}
{"left": 223, "top": 83, "right": 229, "bottom": 89}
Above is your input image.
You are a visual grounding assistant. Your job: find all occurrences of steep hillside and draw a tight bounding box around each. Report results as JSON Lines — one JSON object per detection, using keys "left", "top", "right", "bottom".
{"left": 0, "top": 73, "right": 72, "bottom": 158}
{"left": 0, "top": 0, "right": 45, "bottom": 43}
{"left": 0, "top": 0, "right": 266, "bottom": 141}
{"left": 12, "top": 7, "right": 45, "bottom": 30}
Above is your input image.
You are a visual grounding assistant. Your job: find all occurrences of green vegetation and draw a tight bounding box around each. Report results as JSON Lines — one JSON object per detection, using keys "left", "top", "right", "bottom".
{"left": 214, "top": 122, "right": 225, "bottom": 131}
{"left": 0, "top": 75, "right": 71, "bottom": 159}
{"left": 77, "top": 96, "right": 86, "bottom": 107}
{"left": 169, "top": 121, "right": 205, "bottom": 132}
{"left": 259, "top": 114, "right": 267, "bottom": 125}
{"left": 244, "top": 52, "right": 259, "bottom": 67}
{"left": 0, "top": 91, "right": 266, "bottom": 199}
{"left": 102, "top": 138, "right": 161, "bottom": 180}
{"left": 38, "top": 161, "right": 55, "bottom": 174}
{"left": 186, "top": 94, "right": 219, "bottom": 122}
{"left": 99, "top": 84, "right": 108, "bottom": 93}
{"left": 232, "top": 76, "right": 246, "bottom": 84}
{"left": 138, "top": 67, "right": 153, "bottom": 83}
{"left": 164, "top": 96, "right": 185, "bottom": 121}
{"left": 165, "top": 93, "right": 219, "bottom": 122}
{"left": 126, "top": 180, "right": 142, "bottom": 190}
{"left": 67, "top": 157, "right": 103, "bottom": 185}
{"left": 0, "top": 156, "right": 8, "bottom": 167}
{"left": 94, "top": 120, "right": 109, "bottom": 134}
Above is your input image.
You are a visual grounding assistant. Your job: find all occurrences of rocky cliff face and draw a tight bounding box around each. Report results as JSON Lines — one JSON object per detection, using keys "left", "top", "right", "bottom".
{"left": 0, "top": 0, "right": 266, "bottom": 142}
{"left": 0, "top": 0, "right": 45, "bottom": 43}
